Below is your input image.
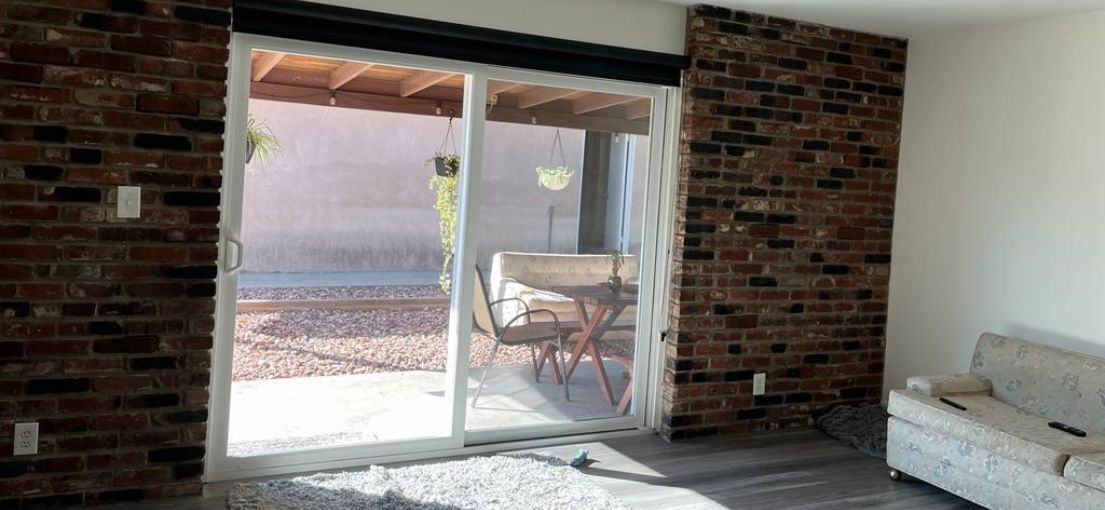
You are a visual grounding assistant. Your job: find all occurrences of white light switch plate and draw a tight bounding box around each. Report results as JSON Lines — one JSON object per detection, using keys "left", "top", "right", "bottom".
{"left": 14, "top": 422, "right": 38, "bottom": 456}
{"left": 117, "top": 186, "right": 141, "bottom": 218}
{"left": 752, "top": 373, "right": 766, "bottom": 396}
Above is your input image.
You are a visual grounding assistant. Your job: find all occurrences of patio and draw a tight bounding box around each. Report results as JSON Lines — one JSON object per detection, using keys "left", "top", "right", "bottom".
{"left": 228, "top": 281, "right": 635, "bottom": 457}
{"left": 227, "top": 362, "right": 631, "bottom": 457}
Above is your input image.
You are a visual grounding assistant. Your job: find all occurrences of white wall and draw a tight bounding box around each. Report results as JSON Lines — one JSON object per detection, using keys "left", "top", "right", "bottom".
{"left": 885, "top": 10, "right": 1105, "bottom": 397}
{"left": 305, "top": 0, "right": 687, "bottom": 55}
{"left": 242, "top": 100, "right": 585, "bottom": 272}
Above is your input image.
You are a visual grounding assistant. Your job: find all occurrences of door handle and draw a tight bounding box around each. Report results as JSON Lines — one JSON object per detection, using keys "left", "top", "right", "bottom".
{"left": 225, "top": 236, "right": 244, "bottom": 273}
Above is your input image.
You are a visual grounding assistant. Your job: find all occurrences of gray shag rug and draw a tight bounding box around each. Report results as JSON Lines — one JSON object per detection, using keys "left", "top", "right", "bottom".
{"left": 226, "top": 454, "right": 628, "bottom": 510}
{"left": 815, "top": 404, "right": 889, "bottom": 459}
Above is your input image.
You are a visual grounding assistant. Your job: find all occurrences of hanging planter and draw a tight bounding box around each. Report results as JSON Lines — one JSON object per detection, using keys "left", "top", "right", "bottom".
{"left": 432, "top": 153, "right": 461, "bottom": 177}
{"left": 536, "top": 129, "right": 574, "bottom": 191}
{"left": 536, "top": 165, "right": 573, "bottom": 190}
{"left": 244, "top": 115, "right": 281, "bottom": 165}
{"left": 426, "top": 116, "right": 460, "bottom": 177}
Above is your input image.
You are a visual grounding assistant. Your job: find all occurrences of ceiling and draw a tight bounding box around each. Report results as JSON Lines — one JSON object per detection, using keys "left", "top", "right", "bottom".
{"left": 659, "top": 0, "right": 1105, "bottom": 36}
{"left": 248, "top": 50, "right": 652, "bottom": 134}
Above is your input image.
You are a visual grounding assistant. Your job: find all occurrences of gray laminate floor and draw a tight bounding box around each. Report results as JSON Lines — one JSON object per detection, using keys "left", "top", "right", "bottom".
{"left": 107, "top": 429, "right": 978, "bottom": 509}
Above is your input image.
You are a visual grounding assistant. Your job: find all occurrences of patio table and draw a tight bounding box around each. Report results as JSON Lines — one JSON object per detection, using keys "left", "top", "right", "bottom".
{"left": 538, "top": 284, "right": 638, "bottom": 416}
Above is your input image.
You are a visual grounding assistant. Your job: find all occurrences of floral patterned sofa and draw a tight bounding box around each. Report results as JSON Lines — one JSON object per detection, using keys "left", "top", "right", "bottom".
{"left": 887, "top": 332, "right": 1105, "bottom": 509}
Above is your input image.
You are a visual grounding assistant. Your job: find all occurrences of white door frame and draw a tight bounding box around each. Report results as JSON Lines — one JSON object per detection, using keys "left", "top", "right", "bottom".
{"left": 206, "top": 32, "right": 680, "bottom": 482}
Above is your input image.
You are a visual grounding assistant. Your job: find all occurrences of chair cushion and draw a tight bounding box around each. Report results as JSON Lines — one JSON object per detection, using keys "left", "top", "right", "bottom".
{"left": 1065, "top": 452, "right": 1105, "bottom": 492}
{"left": 888, "top": 390, "right": 1105, "bottom": 474}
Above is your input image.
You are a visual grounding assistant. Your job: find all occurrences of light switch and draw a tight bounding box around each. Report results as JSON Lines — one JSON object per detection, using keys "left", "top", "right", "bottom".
{"left": 117, "top": 186, "right": 141, "bottom": 218}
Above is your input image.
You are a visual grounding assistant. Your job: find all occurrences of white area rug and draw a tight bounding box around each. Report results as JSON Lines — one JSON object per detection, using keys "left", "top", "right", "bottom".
{"left": 226, "top": 454, "right": 629, "bottom": 510}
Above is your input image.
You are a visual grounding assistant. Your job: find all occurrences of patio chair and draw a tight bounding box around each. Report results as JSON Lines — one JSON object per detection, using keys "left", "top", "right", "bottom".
{"left": 471, "top": 266, "right": 570, "bottom": 406}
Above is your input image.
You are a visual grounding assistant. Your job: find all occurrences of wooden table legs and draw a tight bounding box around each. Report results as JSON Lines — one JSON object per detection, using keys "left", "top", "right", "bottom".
{"left": 533, "top": 301, "right": 633, "bottom": 415}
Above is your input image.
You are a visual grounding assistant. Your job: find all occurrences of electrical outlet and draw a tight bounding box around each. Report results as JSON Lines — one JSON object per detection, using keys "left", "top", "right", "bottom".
{"left": 13, "top": 422, "right": 38, "bottom": 456}
{"left": 752, "top": 373, "right": 766, "bottom": 396}
{"left": 117, "top": 185, "right": 141, "bottom": 218}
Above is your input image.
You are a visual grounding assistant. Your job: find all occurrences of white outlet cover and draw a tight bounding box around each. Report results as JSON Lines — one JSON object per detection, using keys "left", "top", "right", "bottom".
{"left": 13, "top": 422, "right": 38, "bottom": 456}
{"left": 117, "top": 185, "right": 141, "bottom": 218}
{"left": 752, "top": 373, "right": 766, "bottom": 396}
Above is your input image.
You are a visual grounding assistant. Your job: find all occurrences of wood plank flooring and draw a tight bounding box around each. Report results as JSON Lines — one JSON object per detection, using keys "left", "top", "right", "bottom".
{"left": 106, "top": 429, "right": 979, "bottom": 509}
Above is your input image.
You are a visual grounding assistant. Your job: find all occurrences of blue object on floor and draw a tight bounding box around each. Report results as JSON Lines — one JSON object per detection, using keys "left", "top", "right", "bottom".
{"left": 569, "top": 448, "right": 588, "bottom": 467}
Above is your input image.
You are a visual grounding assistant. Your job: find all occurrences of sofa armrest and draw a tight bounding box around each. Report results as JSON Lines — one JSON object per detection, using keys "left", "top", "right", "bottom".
{"left": 906, "top": 373, "right": 992, "bottom": 397}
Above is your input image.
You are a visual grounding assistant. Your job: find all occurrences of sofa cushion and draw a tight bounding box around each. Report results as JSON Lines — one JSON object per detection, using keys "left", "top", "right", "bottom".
{"left": 888, "top": 390, "right": 1105, "bottom": 474}
{"left": 1065, "top": 452, "right": 1105, "bottom": 492}
{"left": 970, "top": 332, "right": 1105, "bottom": 434}
{"left": 907, "top": 373, "right": 992, "bottom": 397}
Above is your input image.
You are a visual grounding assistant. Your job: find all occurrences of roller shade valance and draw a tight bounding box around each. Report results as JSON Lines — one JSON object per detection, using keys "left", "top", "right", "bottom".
{"left": 232, "top": 0, "right": 688, "bottom": 86}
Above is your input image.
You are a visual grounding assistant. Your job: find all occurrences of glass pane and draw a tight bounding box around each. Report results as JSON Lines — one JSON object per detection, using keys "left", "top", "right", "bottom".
{"left": 228, "top": 51, "right": 467, "bottom": 457}
{"left": 465, "top": 79, "right": 652, "bottom": 431}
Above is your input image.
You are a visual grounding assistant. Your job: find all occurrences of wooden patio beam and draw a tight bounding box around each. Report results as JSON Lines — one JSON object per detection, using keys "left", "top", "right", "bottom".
{"left": 517, "top": 86, "right": 576, "bottom": 109}
{"left": 251, "top": 52, "right": 286, "bottom": 82}
{"left": 572, "top": 92, "right": 638, "bottom": 115}
{"left": 329, "top": 62, "right": 374, "bottom": 90}
{"left": 249, "top": 82, "right": 650, "bottom": 135}
{"left": 487, "top": 81, "right": 521, "bottom": 96}
{"left": 624, "top": 98, "right": 652, "bottom": 120}
{"left": 399, "top": 70, "right": 455, "bottom": 97}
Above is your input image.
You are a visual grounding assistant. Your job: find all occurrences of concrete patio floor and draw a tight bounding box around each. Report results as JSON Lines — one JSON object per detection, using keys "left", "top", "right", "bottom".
{"left": 227, "top": 360, "right": 631, "bottom": 457}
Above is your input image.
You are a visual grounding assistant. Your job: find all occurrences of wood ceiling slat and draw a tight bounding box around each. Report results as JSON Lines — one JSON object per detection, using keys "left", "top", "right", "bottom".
{"left": 517, "top": 86, "right": 577, "bottom": 109}
{"left": 329, "top": 62, "right": 374, "bottom": 90}
{"left": 251, "top": 52, "right": 286, "bottom": 81}
{"left": 399, "top": 70, "right": 456, "bottom": 97}
{"left": 572, "top": 92, "right": 639, "bottom": 115}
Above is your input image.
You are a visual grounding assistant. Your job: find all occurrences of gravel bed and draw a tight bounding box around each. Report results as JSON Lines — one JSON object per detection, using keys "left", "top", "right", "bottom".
{"left": 232, "top": 286, "right": 634, "bottom": 382}
{"left": 238, "top": 285, "right": 447, "bottom": 301}
{"left": 233, "top": 307, "right": 533, "bottom": 381}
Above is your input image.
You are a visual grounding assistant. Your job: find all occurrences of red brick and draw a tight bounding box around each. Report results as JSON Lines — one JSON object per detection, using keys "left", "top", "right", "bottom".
{"left": 665, "top": 8, "right": 904, "bottom": 440}
{"left": 110, "top": 35, "right": 173, "bottom": 56}
{"left": 137, "top": 94, "right": 197, "bottom": 115}
{"left": 10, "top": 42, "right": 71, "bottom": 65}
{"left": 0, "top": 62, "right": 44, "bottom": 83}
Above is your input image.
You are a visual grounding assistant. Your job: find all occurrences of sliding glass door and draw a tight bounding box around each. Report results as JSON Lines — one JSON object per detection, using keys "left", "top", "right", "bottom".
{"left": 208, "top": 33, "right": 673, "bottom": 480}
{"left": 463, "top": 73, "right": 664, "bottom": 444}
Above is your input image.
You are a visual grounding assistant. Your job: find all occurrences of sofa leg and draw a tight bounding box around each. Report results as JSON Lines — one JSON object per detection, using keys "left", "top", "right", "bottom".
{"left": 889, "top": 468, "right": 903, "bottom": 481}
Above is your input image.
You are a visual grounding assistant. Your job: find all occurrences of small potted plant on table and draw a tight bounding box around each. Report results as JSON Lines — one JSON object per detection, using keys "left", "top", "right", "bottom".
{"left": 607, "top": 249, "right": 625, "bottom": 293}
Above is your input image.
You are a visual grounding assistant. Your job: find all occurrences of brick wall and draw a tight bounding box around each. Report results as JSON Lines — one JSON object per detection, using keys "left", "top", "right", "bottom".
{"left": 662, "top": 5, "right": 906, "bottom": 439}
{"left": 0, "top": 0, "right": 228, "bottom": 505}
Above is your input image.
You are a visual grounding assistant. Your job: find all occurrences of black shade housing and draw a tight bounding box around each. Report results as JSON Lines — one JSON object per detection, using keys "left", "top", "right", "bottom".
{"left": 232, "top": 0, "right": 688, "bottom": 86}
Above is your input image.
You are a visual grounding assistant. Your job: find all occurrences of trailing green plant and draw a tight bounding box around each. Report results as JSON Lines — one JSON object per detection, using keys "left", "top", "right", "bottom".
{"left": 608, "top": 248, "right": 625, "bottom": 278}
{"left": 427, "top": 154, "right": 460, "bottom": 293}
{"left": 245, "top": 115, "right": 281, "bottom": 165}
{"left": 535, "top": 165, "right": 573, "bottom": 178}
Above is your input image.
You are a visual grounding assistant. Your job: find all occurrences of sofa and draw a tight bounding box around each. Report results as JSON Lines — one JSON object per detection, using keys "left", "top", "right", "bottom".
{"left": 887, "top": 332, "right": 1105, "bottom": 509}
{"left": 488, "top": 251, "right": 638, "bottom": 327}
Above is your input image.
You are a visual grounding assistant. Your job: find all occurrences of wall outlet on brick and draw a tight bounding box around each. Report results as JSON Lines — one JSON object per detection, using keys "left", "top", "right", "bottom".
{"left": 13, "top": 422, "right": 38, "bottom": 456}
{"left": 752, "top": 373, "right": 766, "bottom": 396}
{"left": 117, "top": 186, "right": 141, "bottom": 218}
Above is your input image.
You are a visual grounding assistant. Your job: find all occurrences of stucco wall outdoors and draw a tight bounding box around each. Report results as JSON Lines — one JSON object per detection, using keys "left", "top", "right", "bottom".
{"left": 241, "top": 99, "right": 587, "bottom": 273}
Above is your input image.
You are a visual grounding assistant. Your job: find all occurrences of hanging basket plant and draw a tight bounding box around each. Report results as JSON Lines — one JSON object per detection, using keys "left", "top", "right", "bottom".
{"left": 536, "top": 129, "right": 573, "bottom": 191}
{"left": 425, "top": 116, "right": 461, "bottom": 293}
{"left": 431, "top": 153, "right": 461, "bottom": 177}
{"left": 536, "top": 165, "right": 574, "bottom": 191}
{"left": 245, "top": 114, "right": 281, "bottom": 166}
